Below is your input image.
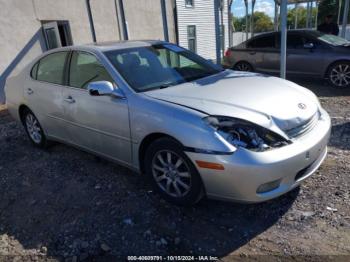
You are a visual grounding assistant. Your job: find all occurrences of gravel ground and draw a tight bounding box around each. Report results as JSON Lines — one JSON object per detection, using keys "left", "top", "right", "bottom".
{"left": 0, "top": 78, "right": 349, "bottom": 261}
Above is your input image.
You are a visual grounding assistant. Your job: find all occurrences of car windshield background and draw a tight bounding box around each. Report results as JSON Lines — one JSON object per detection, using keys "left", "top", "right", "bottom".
{"left": 286, "top": 34, "right": 305, "bottom": 49}
{"left": 275, "top": 32, "right": 320, "bottom": 49}
{"left": 247, "top": 35, "right": 275, "bottom": 49}
{"left": 311, "top": 31, "right": 350, "bottom": 46}
{"left": 35, "top": 52, "right": 68, "bottom": 85}
{"left": 69, "top": 51, "right": 114, "bottom": 89}
{"left": 104, "top": 44, "right": 222, "bottom": 92}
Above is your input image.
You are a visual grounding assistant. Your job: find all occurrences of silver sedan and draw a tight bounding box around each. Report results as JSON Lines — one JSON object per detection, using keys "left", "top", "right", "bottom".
{"left": 5, "top": 41, "right": 331, "bottom": 205}
{"left": 224, "top": 30, "right": 350, "bottom": 88}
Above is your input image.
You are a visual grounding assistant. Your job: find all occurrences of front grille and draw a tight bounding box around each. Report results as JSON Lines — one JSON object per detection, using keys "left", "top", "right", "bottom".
{"left": 285, "top": 112, "right": 320, "bottom": 139}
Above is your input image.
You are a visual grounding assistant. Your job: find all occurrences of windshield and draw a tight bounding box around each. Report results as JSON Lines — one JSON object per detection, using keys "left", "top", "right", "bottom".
{"left": 312, "top": 31, "right": 350, "bottom": 46}
{"left": 104, "top": 44, "right": 223, "bottom": 92}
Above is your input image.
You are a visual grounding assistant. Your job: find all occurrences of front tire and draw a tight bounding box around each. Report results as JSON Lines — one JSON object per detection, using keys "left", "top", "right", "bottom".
{"left": 22, "top": 109, "right": 48, "bottom": 148}
{"left": 327, "top": 61, "right": 350, "bottom": 89}
{"left": 144, "top": 138, "right": 204, "bottom": 205}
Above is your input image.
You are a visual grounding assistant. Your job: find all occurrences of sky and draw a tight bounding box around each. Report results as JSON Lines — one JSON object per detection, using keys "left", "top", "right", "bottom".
{"left": 231, "top": 0, "right": 308, "bottom": 18}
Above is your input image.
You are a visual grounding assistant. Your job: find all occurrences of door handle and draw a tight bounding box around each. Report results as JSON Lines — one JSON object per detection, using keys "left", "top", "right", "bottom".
{"left": 27, "top": 88, "right": 34, "bottom": 95}
{"left": 249, "top": 51, "right": 256, "bottom": 55}
{"left": 64, "top": 96, "right": 75, "bottom": 103}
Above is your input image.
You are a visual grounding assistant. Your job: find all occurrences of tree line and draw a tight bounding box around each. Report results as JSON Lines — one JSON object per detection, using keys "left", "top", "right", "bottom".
{"left": 232, "top": 0, "right": 350, "bottom": 33}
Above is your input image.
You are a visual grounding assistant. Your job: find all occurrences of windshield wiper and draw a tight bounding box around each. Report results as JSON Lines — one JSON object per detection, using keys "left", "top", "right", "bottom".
{"left": 159, "top": 84, "right": 172, "bottom": 89}
{"left": 143, "top": 82, "right": 179, "bottom": 92}
{"left": 185, "top": 72, "right": 216, "bottom": 82}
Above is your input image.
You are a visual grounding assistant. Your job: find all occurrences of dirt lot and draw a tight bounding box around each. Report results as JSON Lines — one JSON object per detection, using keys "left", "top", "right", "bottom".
{"left": 0, "top": 78, "right": 349, "bottom": 261}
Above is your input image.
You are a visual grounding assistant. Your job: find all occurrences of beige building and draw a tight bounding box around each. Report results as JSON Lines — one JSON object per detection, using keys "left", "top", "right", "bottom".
{"left": 0, "top": 0, "right": 177, "bottom": 103}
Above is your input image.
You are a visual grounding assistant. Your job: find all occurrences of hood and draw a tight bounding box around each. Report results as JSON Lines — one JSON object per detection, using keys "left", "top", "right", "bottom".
{"left": 145, "top": 70, "right": 319, "bottom": 133}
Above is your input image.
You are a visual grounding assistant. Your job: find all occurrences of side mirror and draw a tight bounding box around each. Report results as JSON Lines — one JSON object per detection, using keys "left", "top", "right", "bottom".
{"left": 303, "top": 43, "right": 314, "bottom": 49}
{"left": 87, "top": 81, "right": 125, "bottom": 99}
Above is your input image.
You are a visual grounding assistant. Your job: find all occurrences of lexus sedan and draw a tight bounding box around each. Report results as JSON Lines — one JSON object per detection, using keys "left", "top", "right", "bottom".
{"left": 223, "top": 30, "right": 350, "bottom": 88}
{"left": 5, "top": 41, "right": 331, "bottom": 205}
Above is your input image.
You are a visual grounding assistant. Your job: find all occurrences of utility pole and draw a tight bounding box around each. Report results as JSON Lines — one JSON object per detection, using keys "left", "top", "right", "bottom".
{"left": 214, "top": 0, "right": 221, "bottom": 64}
{"left": 251, "top": 0, "right": 256, "bottom": 38}
{"left": 228, "top": 0, "right": 233, "bottom": 47}
{"left": 244, "top": 0, "right": 249, "bottom": 40}
{"left": 160, "top": 0, "right": 169, "bottom": 42}
{"left": 280, "top": 0, "right": 288, "bottom": 79}
{"left": 306, "top": 1, "right": 311, "bottom": 28}
{"left": 118, "top": 0, "right": 128, "bottom": 40}
{"left": 294, "top": 3, "right": 298, "bottom": 29}
{"left": 315, "top": 0, "right": 319, "bottom": 29}
{"left": 341, "top": 0, "right": 349, "bottom": 38}
{"left": 274, "top": 1, "right": 279, "bottom": 31}
{"left": 337, "top": 0, "right": 342, "bottom": 25}
{"left": 86, "top": 0, "right": 96, "bottom": 42}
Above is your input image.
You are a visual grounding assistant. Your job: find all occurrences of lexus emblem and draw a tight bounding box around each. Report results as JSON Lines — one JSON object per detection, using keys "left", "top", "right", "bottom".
{"left": 298, "top": 103, "right": 307, "bottom": 110}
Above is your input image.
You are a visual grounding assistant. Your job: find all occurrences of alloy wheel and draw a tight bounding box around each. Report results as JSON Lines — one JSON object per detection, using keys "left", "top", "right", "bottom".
{"left": 151, "top": 150, "right": 191, "bottom": 198}
{"left": 329, "top": 64, "right": 350, "bottom": 88}
{"left": 25, "top": 113, "right": 42, "bottom": 144}
{"left": 235, "top": 62, "right": 252, "bottom": 72}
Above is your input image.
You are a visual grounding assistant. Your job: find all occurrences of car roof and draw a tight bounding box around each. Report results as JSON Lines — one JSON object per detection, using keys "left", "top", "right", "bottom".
{"left": 52, "top": 40, "right": 167, "bottom": 53}
{"left": 249, "top": 29, "right": 316, "bottom": 39}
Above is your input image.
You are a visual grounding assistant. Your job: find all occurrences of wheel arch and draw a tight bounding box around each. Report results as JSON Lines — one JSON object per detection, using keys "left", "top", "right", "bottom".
{"left": 138, "top": 132, "right": 184, "bottom": 174}
{"left": 18, "top": 104, "right": 31, "bottom": 124}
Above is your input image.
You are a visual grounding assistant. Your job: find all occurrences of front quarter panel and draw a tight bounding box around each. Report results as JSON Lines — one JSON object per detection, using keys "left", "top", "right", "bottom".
{"left": 129, "top": 93, "right": 235, "bottom": 169}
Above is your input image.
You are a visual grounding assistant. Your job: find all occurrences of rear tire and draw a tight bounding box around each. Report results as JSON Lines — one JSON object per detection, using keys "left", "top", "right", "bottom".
{"left": 234, "top": 61, "right": 253, "bottom": 72}
{"left": 22, "top": 109, "right": 48, "bottom": 148}
{"left": 327, "top": 61, "right": 350, "bottom": 89}
{"left": 144, "top": 137, "right": 204, "bottom": 206}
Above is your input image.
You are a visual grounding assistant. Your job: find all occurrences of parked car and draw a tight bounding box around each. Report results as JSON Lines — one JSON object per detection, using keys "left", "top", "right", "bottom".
{"left": 224, "top": 30, "right": 350, "bottom": 88}
{"left": 5, "top": 41, "right": 331, "bottom": 205}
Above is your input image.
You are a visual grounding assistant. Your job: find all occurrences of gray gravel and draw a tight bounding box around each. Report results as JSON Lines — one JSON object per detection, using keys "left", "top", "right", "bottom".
{"left": 0, "top": 78, "right": 349, "bottom": 261}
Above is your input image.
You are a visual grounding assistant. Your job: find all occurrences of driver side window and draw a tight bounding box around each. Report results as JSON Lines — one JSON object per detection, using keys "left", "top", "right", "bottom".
{"left": 69, "top": 51, "right": 114, "bottom": 89}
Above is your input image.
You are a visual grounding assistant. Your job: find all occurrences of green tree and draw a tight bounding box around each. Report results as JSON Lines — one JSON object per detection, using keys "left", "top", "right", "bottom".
{"left": 287, "top": 6, "right": 318, "bottom": 29}
{"left": 253, "top": 11, "right": 274, "bottom": 32}
{"left": 232, "top": 12, "right": 273, "bottom": 33}
{"left": 232, "top": 15, "right": 246, "bottom": 32}
{"left": 318, "top": 0, "right": 350, "bottom": 25}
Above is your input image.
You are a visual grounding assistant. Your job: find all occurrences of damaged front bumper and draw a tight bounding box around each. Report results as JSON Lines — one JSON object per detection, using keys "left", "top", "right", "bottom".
{"left": 185, "top": 108, "right": 331, "bottom": 203}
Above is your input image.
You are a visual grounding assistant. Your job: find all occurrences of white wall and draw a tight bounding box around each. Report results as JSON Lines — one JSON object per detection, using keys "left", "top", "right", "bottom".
{"left": 176, "top": 0, "right": 230, "bottom": 60}
{"left": 123, "top": 0, "right": 177, "bottom": 43}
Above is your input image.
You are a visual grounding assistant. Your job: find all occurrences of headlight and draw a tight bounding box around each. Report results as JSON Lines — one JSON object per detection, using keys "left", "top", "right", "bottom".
{"left": 204, "top": 116, "right": 289, "bottom": 152}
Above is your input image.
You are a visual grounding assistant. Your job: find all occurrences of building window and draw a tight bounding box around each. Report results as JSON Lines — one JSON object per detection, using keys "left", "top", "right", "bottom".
{"left": 42, "top": 21, "right": 73, "bottom": 50}
{"left": 185, "top": 0, "right": 193, "bottom": 7}
{"left": 187, "top": 25, "right": 196, "bottom": 52}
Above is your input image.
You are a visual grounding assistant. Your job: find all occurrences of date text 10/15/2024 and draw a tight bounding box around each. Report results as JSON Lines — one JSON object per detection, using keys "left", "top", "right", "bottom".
{"left": 127, "top": 256, "right": 219, "bottom": 261}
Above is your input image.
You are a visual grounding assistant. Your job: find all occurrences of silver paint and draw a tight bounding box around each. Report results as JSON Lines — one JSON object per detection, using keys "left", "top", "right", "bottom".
{"left": 5, "top": 40, "right": 331, "bottom": 203}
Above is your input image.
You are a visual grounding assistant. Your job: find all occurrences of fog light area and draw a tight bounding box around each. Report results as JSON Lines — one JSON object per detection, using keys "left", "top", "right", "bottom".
{"left": 257, "top": 179, "right": 281, "bottom": 193}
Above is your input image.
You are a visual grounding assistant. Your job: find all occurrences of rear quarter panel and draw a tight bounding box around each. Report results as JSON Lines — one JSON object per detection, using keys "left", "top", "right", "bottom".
{"left": 4, "top": 72, "right": 26, "bottom": 122}
{"left": 225, "top": 49, "right": 252, "bottom": 69}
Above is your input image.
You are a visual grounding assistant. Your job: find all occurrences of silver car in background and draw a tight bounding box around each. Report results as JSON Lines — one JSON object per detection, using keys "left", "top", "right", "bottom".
{"left": 224, "top": 30, "right": 350, "bottom": 88}
{"left": 5, "top": 41, "right": 331, "bottom": 205}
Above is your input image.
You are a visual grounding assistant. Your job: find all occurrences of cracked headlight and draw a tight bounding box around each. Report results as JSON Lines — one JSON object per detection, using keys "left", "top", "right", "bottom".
{"left": 204, "top": 116, "right": 289, "bottom": 152}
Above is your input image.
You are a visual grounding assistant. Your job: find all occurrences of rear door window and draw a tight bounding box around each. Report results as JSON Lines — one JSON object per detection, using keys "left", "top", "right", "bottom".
{"left": 247, "top": 35, "right": 275, "bottom": 49}
{"left": 36, "top": 52, "right": 68, "bottom": 85}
